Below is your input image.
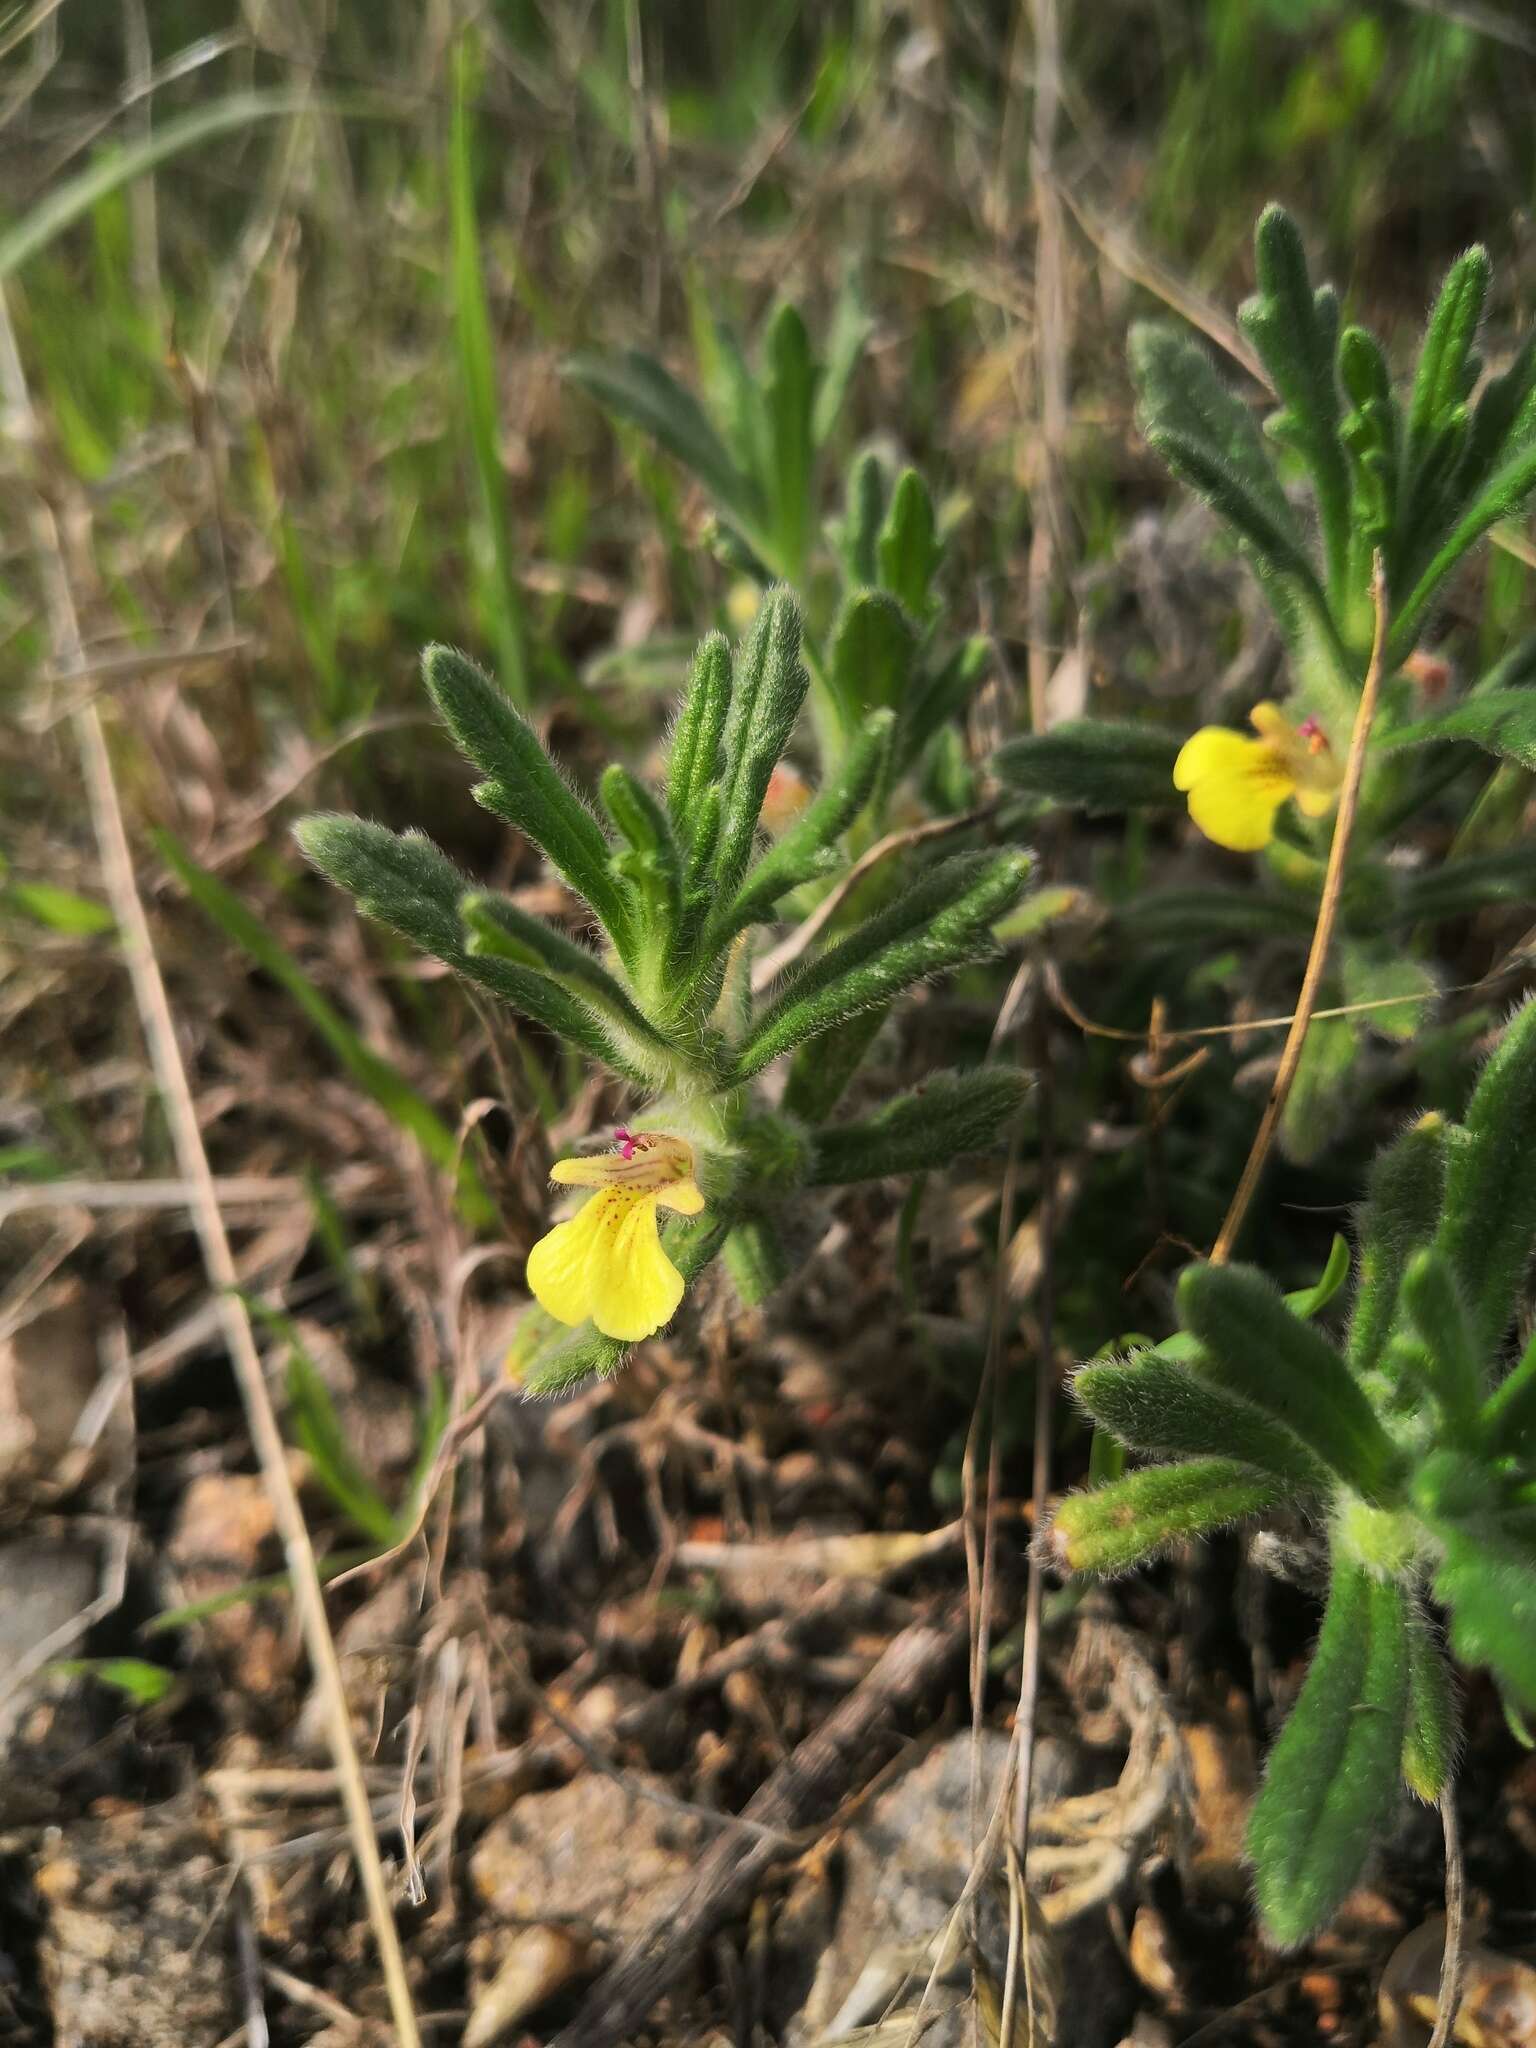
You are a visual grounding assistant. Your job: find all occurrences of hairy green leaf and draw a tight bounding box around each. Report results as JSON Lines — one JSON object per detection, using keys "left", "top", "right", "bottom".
{"left": 733, "top": 850, "right": 1032, "bottom": 1081}
{"left": 1074, "top": 1352, "right": 1332, "bottom": 1492}
{"left": 1348, "top": 1112, "right": 1452, "bottom": 1379}
{"left": 1178, "top": 1261, "right": 1400, "bottom": 1496}
{"left": 666, "top": 632, "right": 732, "bottom": 835}
{"left": 877, "top": 468, "right": 943, "bottom": 619}
{"left": 1248, "top": 1560, "right": 1409, "bottom": 1949}
{"left": 714, "top": 590, "right": 811, "bottom": 901}
{"left": 1049, "top": 1459, "right": 1283, "bottom": 1576}
{"left": 807, "top": 1066, "right": 1030, "bottom": 1185}
{"left": 422, "top": 644, "right": 633, "bottom": 950}
{"left": 994, "top": 720, "right": 1184, "bottom": 811}
{"left": 564, "top": 348, "right": 762, "bottom": 531}
{"left": 1433, "top": 997, "right": 1536, "bottom": 1359}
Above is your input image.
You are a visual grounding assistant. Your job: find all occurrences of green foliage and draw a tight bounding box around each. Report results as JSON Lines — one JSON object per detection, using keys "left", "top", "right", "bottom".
{"left": 1246, "top": 1561, "right": 1408, "bottom": 1950}
{"left": 1054, "top": 1000, "right": 1536, "bottom": 1947}
{"left": 1131, "top": 207, "right": 1536, "bottom": 672}
{"left": 566, "top": 284, "right": 868, "bottom": 587}
{"left": 302, "top": 589, "right": 1039, "bottom": 1392}
{"left": 450, "top": 39, "right": 530, "bottom": 705}
{"left": 995, "top": 721, "right": 1184, "bottom": 811}
{"left": 160, "top": 830, "right": 496, "bottom": 1228}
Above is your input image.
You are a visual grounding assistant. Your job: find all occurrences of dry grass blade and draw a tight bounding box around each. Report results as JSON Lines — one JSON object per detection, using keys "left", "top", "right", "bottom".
{"left": 71, "top": 702, "right": 423, "bottom": 2048}
{"left": 1426, "top": 1790, "right": 1466, "bottom": 2048}
{"left": 1210, "top": 559, "right": 1391, "bottom": 1264}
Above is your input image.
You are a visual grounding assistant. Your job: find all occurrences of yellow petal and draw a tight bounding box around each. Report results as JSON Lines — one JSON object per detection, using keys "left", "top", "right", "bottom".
{"left": 525, "top": 1201, "right": 607, "bottom": 1328}
{"left": 525, "top": 1186, "right": 687, "bottom": 1343}
{"left": 1294, "top": 782, "right": 1339, "bottom": 819}
{"left": 549, "top": 1132, "right": 697, "bottom": 1196}
{"left": 1173, "top": 725, "right": 1263, "bottom": 793}
{"left": 589, "top": 1192, "right": 685, "bottom": 1341}
{"left": 1247, "top": 701, "right": 1291, "bottom": 747}
{"left": 1174, "top": 722, "right": 1296, "bottom": 851}
{"left": 655, "top": 1176, "right": 704, "bottom": 1216}
{"left": 1185, "top": 761, "right": 1290, "bottom": 850}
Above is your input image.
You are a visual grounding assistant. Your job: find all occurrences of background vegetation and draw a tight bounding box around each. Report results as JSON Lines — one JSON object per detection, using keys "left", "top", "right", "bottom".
{"left": 6, "top": 2, "right": 1536, "bottom": 2043}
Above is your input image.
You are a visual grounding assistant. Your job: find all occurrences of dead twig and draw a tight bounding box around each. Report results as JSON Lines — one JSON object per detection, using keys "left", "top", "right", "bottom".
{"left": 1211, "top": 561, "right": 1391, "bottom": 1264}
{"left": 751, "top": 807, "right": 994, "bottom": 992}
{"left": 548, "top": 1621, "right": 964, "bottom": 2048}
{"left": 1427, "top": 1790, "right": 1466, "bottom": 2048}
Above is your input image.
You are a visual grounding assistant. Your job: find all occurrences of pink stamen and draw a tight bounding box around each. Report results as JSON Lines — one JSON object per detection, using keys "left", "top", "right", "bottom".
{"left": 615, "top": 1126, "right": 638, "bottom": 1161}
{"left": 1297, "top": 716, "right": 1328, "bottom": 756}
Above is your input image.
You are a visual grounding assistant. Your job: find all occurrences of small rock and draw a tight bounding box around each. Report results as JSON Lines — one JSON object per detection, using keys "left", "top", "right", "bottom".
{"left": 784, "top": 1730, "right": 1075, "bottom": 2048}
{"left": 0, "top": 1286, "right": 131, "bottom": 1506}
{"left": 0, "top": 1534, "right": 106, "bottom": 1752}
{"left": 1380, "top": 1915, "right": 1536, "bottom": 2047}
{"left": 166, "top": 1469, "right": 296, "bottom": 1696}
{"left": 470, "top": 1769, "right": 706, "bottom": 1943}
{"left": 34, "top": 1810, "right": 235, "bottom": 2047}
{"left": 465, "top": 1923, "right": 592, "bottom": 2047}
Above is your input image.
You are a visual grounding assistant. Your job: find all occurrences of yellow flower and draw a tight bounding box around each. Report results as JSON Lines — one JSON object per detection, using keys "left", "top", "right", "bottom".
{"left": 1173, "top": 701, "right": 1342, "bottom": 852}
{"left": 525, "top": 1129, "right": 705, "bottom": 1343}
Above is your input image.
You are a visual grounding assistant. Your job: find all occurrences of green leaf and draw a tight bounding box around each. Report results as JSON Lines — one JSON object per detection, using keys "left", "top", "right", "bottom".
{"left": 1177, "top": 1261, "right": 1400, "bottom": 1497}
{"left": 1434, "top": 1532, "right": 1536, "bottom": 1709}
{"left": 1279, "top": 1011, "right": 1358, "bottom": 1167}
{"left": 834, "top": 447, "right": 887, "bottom": 586}
{"left": 1433, "top": 997, "right": 1536, "bottom": 1359}
{"left": 52, "top": 1658, "right": 178, "bottom": 1707}
{"left": 719, "top": 707, "right": 895, "bottom": 937}
{"left": 1049, "top": 1459, "right": 1283, "bottom": 1576}
{"left": 1396, "top": 847, "right": 1536, "bottom": 921}
{"left": 1075, "top": 1352, "right": 1333, "bottom": 1492}
{"left": 451, "top": 39, "right": 529, "bottom": 704}
{"left": 994, "top": 720, "right": 1184, "bottom": 811}
{"left": 1340, "top": 943, "right": 1438, "bottom": 1044}
{"left": 666, "top": 632, "right": 732, "bottom": 836}
{"left": 4, "top": 880, "right": 115, "bottom": 935}
{"left": 564, "top": 348, "right": 763, "bottom": 533}
{"left": 0, "top": 90, "right": 323, "bottom": 279}
{"left": 283, "top": 1344, "right": 399, "bottom": 1546}
{"left": 1130, "top": 321, "right": 1317, "bottom": 598}
{"left": 761, "top": 302, "right": 819, "bottom": 580}
{"left": 163, "top": 830, "right": 494, "bottom": 1225}
{"left": 897, "top": 636, "right": 991, "bottom": 776}
{"left": 1406, "top": 246, "right": 1490, "bottom": 460}
{"left": 1385, "top": 690, "right": 1536, "bottom": 773}
{"left": 828, "top": 588, "right": 916, "bottom": 727}
{"left": 1392, "top": 434, "right": 1536, "bottom": 661}
{"left": 460, "top": 890, "right": 678, "bottom": 1078}
{"left": 1479, "top": 1325, "right": 1536, "bottom": 1457}
{"left": 732, "top": 850, "right": 1032, "bottom": 1082}
{"left": 1126, "top": 886, "right": 1315, "bottom": 946}
{"left": 1402, "top": 1602, "right": 1459, "bottom": 1803}
{"left": 421, "top": 644, "right": 633, "bottom": 952}
{"left": 811, "top": 275, "right": 872, "bottom": 446}
{"left": 781, "top": 1008, "right": 888, "bottom": 1122}
{"left": 807, "top": 1067, "right": 1030, "bottom": 1186}
{"left": 1401, "top": 1247, "right": 1483, "bottom": 1435}
{"left": 1289, "top": 1233, "right": 1352, "bottom": 1320}
{"left": 295, "top": 815, "right": 646, "bottom": 1081}
{"left": 1237, "top": 204, "right": 1352, "bottom": 602}
{"left": 1248, "top": 1560, "right": 1410, "bottom": 1949}
{"left": 722, "top": 1217, "right": 791, "bottom": 1308}
{"left": 713, "top": 589, "right": 811, "bottom": 901}
{"left": 876, "top": 468, "right": 943, "bottom": 619}
{"left": 1349, "top": 1113, "right": 1452, "bottom": 1379}
{"left": 599, "top": 763, "right": 682, "bottom": 943}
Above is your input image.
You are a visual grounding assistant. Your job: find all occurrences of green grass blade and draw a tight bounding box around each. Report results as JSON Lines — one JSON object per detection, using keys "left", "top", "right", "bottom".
{"left": 0, "top": 90, "right": 323, "bottom": 279}
{"left": 157, "top": 831, "right": 495, "bottom": 1228}
{"left": 451, "top": 39, "right": 531, "bottom": 706}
